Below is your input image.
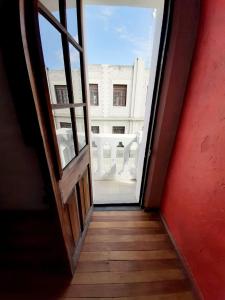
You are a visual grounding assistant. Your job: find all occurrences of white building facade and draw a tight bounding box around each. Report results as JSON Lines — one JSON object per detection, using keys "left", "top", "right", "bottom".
{"left": 88, "top": 58, "right": 149, "bottom": 134}
{"left": 47, "top": 58, "right": 149, "bottom": 135}
{"left": 46, "top": 58, "right": 150, "bottom": 203}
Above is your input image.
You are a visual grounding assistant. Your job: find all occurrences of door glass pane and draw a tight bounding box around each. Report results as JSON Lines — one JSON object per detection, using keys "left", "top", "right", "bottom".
{"left": 39, "top": 15, "right": 75, "bottom": 168}
{"left": 53, "top": 108, "right": 76, "bottom": 168}
{"left": 69, "top": 43, "right": 83, "bottom": 103}
{"left": 66, "top": 0, "right": 79, "bottom": 43}
{"left": 39, "top": 0, "right": 60, "bottom": 21}
{"left": 39, "top": 15, "right": 68, "bottom": 105}
{"left": 75, "top": 107, "right": 86, "bottom": 151}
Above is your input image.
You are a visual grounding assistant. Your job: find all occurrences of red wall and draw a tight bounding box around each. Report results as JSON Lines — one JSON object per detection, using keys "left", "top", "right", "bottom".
{"left": 161, "top": 0, "right": 225, "bottom": 299}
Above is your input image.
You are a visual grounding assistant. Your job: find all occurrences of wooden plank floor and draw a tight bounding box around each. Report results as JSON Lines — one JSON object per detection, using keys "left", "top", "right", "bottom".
{"left": 0, "top": 210, "right": 195, "bottom": 299}
{"left": 62, "top": 210, "right": 195, "bottom": 299}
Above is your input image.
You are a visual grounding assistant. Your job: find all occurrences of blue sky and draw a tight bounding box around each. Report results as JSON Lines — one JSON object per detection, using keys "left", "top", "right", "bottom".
{"left": 39, "top": 5, "right": 155, "bottom": 69}
{"left": 84, "top": 5, "right": 154, "bottom": 66}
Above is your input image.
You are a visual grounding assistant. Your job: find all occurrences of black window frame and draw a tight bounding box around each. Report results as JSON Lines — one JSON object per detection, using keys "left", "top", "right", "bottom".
{"left": 113, "top": 84, "right": 127, "bottom": 107}
{"left": 60, "top": 122, "right": 72, "bottom": 128}
{"left": 89, "top": 84, "right": 99, "bottom": 106}
{"left": 112, "top": 126, "right": 125, "bottom": 134}
{"left": 54, "top": 85, "right": 69, "bottom": 104}
{"left": 91, "top": 125, "right": 100, "bottom": 134}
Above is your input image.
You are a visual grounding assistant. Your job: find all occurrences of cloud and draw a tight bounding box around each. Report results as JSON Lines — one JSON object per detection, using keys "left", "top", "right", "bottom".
{"left": 100, "top": 7, "right": 115, "bottom": 17}
{"left": 153, "top": 8, "right": 157, "bottom": 18}
{"left": 114, "top": 25, "right": 153, "bottom": 66}
{"left": 97, "top": 6, "right": 116, "bottom": 31}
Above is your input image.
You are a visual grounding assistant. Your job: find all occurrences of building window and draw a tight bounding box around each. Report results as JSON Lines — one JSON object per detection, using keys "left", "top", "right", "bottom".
{"left": 55, "top": 85, "right": 69, "bottom": 104}
{"left": 89, "top": 84, "right": 99, "bottom": 106}
{"left": 91, "top": 126, "right": 100, "bottom": 134}
{"left": 113, "top": 84, "right": 127, "bottom": 106}
{"left": 60, "top": 122, "right": 72, "bottom": 128}
{"left": 112, "top": 126, "right": 125, "bottom": 134}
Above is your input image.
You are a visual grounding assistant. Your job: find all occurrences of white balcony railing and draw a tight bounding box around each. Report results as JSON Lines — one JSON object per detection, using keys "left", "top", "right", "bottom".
{"left": 91, "top": 132, "right": 142, "bottom": 181}
{"left": 56, "top": 129, "right": 143, "bottom": 182}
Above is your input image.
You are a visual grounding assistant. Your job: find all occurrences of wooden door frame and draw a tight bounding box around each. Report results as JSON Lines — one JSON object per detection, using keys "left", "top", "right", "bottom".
{"left": 36, "top": 1, "right": 93, "bottom": 203}
{"left": 143, "top": 0, "right": 201, "bottom": 209}
{"left": 139, "top": 0, "right": 172, "bottom": 208}
{"left": 19, "top": 0, "right": 93, "bottom": 273}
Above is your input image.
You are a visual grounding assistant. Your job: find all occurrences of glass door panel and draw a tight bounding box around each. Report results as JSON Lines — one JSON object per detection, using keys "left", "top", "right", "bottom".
{"left": 69, "top": 43, "right": 83, "bottom": 103}
{"left": 66, "top": 0, "right": 79, "bottom": 43}
{"left": 39, "top": 15, "right": 69, "bottom": 106}
{"left": 53, "top": 108, "right": 76, "bottom": 168}
{"left": 75, "top": 107, "right": 86, "bottom": 151}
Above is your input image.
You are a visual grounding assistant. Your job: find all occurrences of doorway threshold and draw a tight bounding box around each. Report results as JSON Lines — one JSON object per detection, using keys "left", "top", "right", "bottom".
{"left": 94, "top": 204, "right": 141, "bottom": 211}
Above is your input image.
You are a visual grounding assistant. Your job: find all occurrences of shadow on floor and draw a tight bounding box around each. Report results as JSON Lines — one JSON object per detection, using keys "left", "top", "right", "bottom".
{"left": 0, "top": 269, "right": 71, "bottom": 299}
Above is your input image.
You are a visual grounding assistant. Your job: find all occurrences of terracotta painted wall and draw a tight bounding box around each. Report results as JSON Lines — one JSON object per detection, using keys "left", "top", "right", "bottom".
{"left": 161, "top": 0, "right": 225, "bottom": 299}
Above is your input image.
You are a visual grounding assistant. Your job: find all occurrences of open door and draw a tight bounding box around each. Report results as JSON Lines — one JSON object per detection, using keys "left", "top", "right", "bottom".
{"left": 20, "top": 0, "right": 92, "bottom": 272}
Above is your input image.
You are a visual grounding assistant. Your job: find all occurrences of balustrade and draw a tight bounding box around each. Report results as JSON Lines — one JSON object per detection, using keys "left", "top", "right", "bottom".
{"left": 56, "top": 129, "right": 142, "bottom": 181}
{"left": 91, "top": 132, "right": 142, "bottom": 181}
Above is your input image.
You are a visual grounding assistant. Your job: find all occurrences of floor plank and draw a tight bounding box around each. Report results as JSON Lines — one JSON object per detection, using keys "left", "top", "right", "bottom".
{"left": 63, "top": 280, "right": 191, "bottom": 298}
{"left": 76, "top": 259, "right": 182, "bottom": 273}
{"left": 85, "top": 234, "right": 168, "bottom": 243}
{"left": 92, "top": 211, "right": 151, "bottom": 216}
{"left": 87, "top": 227, "right": 165, "bottom": 235}
{"left": 79, "top": 250, "right": 177, "bottom": 261}
{"left": 91, "top": 215, "right": 160, "bottom": 222}
{"left": 82, "top": 240, "right": 172, "bottom": 251}
{"left": 72, "top": 269, "right": 185, "bottom": 284}
{"left": 62, "top": 291, "right": 194, "bottom": 299}
{"left": 89, "top": 221, "right": 162, "bottom": 229}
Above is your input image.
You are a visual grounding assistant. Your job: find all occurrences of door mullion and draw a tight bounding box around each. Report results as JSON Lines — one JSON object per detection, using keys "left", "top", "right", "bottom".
{"left": 60, "top": 0, "right": 79, "bottom": 156}
{"left": 62, "top": 37, "right": 79, "bottom": 155}
{"left": 59, "top": 0, "right": 66, "bottom": 26}
{"left": 60, "top": 59, "right": 78, "bottom": 153}
{"left": 77, "top": 0, "right": 93, "bottom": 205}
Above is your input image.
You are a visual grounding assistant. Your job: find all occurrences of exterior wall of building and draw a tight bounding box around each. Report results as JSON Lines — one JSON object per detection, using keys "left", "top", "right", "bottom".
{"left": 90, "top": 120, "right": 144, "bottom": 134}
{"left": 47, "top": 58, "right": 149, "bottom": 134}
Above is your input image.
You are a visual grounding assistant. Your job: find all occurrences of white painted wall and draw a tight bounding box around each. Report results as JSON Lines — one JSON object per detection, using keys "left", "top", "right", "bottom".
{"left": 47, "top": 58, "right": 149, "bottom": 134}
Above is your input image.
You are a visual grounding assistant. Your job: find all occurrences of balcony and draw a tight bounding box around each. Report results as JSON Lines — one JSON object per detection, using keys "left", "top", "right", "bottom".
{"left": 91, "top": 132, "right": 142, "bottom": 204}
{"left": 56, "top": 129, "right": 143, "bottom": 204}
